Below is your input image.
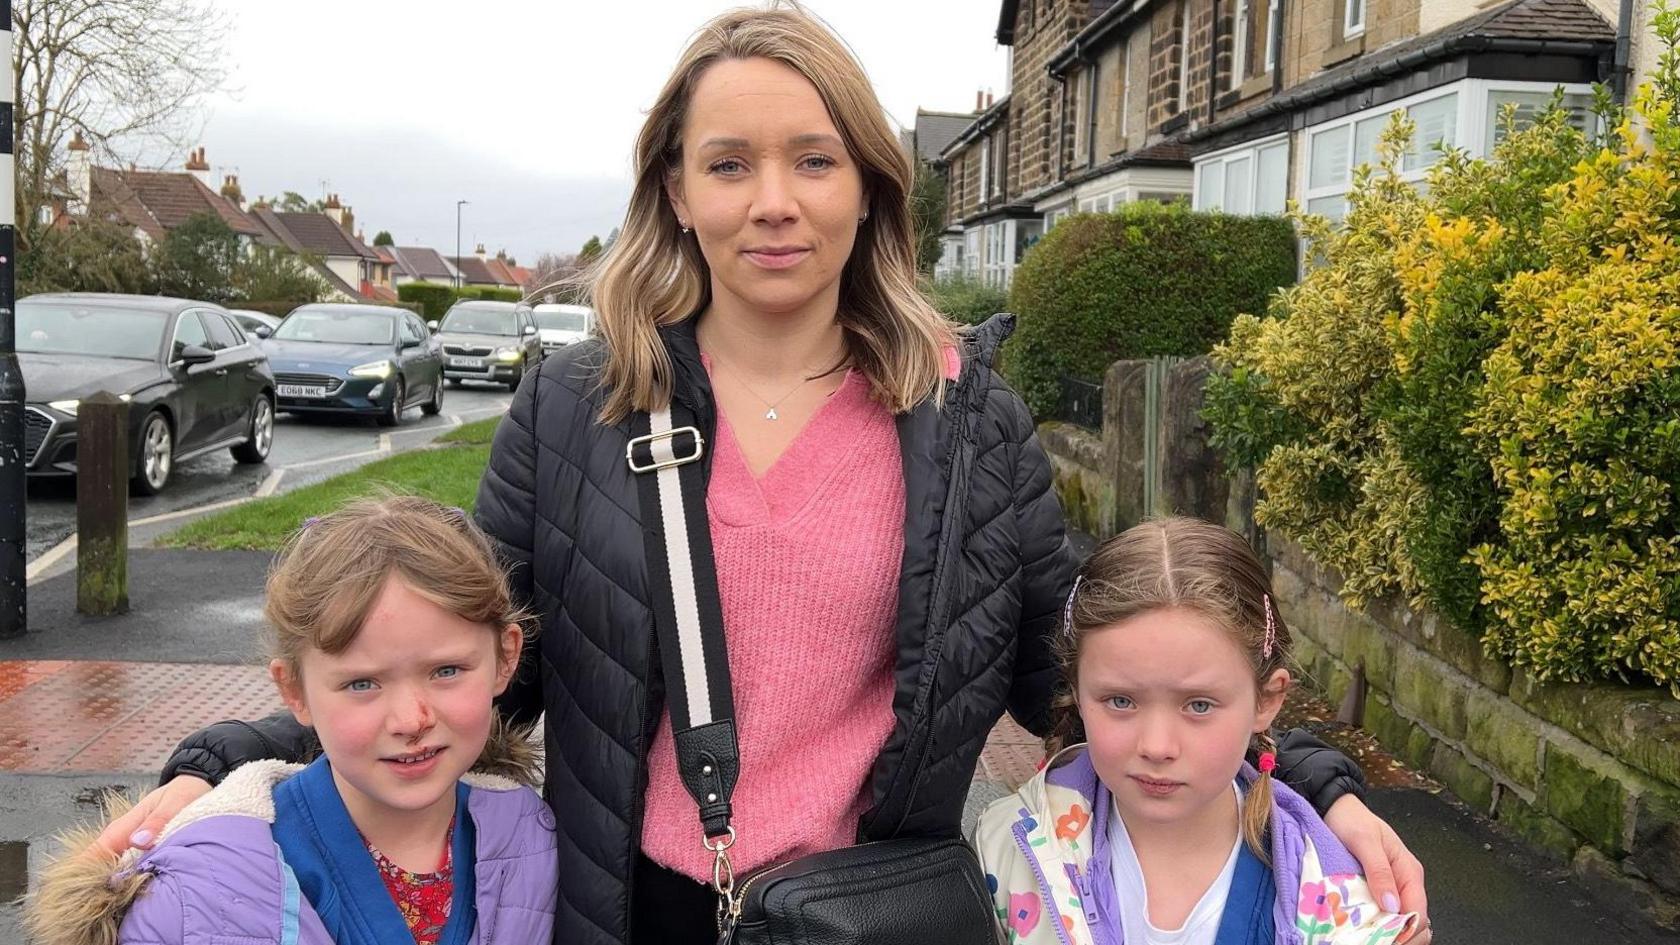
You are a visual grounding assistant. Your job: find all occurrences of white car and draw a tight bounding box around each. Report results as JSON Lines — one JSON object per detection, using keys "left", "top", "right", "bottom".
{"left": 532, "top": 303, "right": 594, "bottom": 354}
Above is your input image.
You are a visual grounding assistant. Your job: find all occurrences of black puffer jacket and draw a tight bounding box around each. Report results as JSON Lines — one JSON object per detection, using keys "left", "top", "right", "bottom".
{"left": 164, "top": 313, "right": 1364, "bottom": 945}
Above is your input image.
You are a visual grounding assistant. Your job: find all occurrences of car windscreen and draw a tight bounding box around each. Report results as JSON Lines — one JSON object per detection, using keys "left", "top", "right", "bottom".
{"left": 273, "top": 309, "right": 395, "bottom": 345}
{"left": 440, "top": 305, "right": 519, "bottom": 336}
{"left": 534, "top": 309, "right": 588, "bottom": 332}
{"left": 16, "top": 300, "right": 168, "bottom": 359}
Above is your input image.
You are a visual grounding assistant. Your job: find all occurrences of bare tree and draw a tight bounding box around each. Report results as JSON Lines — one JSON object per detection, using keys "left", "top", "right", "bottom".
{"left": 13, "top": 0, "right": 230, "bottom": 250}
{"left": 527, "top": 251, "right": 584, "bottom": 301}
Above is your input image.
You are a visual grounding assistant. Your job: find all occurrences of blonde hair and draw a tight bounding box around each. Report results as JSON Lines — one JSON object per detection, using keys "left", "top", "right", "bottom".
{"left": 578, "top": 1, "right": 956, "bottom": 423}
{"left": 1048, "top": 517, "right": 1292, "bottom": 862}
{"left": 264, "top": 495, "right": 528, "bottom": 674}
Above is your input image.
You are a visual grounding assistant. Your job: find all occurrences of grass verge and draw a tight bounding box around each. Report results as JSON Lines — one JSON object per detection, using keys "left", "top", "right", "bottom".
{"left": 161, "top": 443, "right": 491, "bottom": 551}
{"left": 436, "top": 415, "right": 502, "bottom": 446}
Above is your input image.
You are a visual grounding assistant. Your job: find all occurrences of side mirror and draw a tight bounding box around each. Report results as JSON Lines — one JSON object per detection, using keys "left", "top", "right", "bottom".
{"left": 427, "top": 320, "right": 439, "bottom": 331}
{"left": 253, "top": 326, "right": 273, "bottom": 339}
{"left": 178, "top": 344, "right": 216, "bottom": 366}
{"left": 523, "top": 324, "right": 537, "bottom": 336}
{"left": 401, "top": 337, "right": 421, "bottom": 350}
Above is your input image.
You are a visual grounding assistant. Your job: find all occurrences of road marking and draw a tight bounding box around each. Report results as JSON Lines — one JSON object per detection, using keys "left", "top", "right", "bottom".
{"left": 447, "top": 415, "right": 463, "bottom": 427}
{"left": 26, "top": 536, "right": 77, "bottom": 582}
{"left": 130, "top": 496, "right": 254, "bottom": 527}
{"left": 378, "top": 434, "right": 392, "bottom": 453}
{"left": 254, "top": 468, "right": 284, "bottom": 498}
{"left": 277, "top": 447, "right": 385, "bottom": 471}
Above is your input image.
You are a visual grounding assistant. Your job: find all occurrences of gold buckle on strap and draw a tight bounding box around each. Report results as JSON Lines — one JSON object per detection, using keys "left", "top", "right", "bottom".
{"left": 627, "top": 426, "right": 705, "bottom": 473}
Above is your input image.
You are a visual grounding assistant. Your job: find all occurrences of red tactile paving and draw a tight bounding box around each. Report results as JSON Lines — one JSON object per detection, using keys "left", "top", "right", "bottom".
{"left": 0, "top": 660, "right": 282, "bottom": 774}
{"left": 980, "top": 714, "right": 1045, "bottom": 789}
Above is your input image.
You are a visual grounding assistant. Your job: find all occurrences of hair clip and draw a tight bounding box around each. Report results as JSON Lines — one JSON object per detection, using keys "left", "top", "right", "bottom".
{"left": 1261, "top": 593, "right": 1278, "bottom": 660}
{"left": 1063, "top": 574, "right": 1084, "bottom": 633}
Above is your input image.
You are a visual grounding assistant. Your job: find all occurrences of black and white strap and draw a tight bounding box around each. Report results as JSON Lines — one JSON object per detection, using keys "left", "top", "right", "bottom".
{"left": 629, "top": 402, "right": 740, "bottom": 845}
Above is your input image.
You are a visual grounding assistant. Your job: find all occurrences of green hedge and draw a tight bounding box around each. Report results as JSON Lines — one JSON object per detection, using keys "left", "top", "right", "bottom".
{"left": 457, "top": 285, "right": 523, "bottom": 303}
{"left": 1006, "top": 203, "right": 1297, "bottom": 416}
{"left": 926, "top": 275, "right": 1008, "bottom": 327}
{"left": 398, "top": 282, "right": 458, "bottom": 320}
{"left": 235, "top": 300, "right": 302, "bottom": 318}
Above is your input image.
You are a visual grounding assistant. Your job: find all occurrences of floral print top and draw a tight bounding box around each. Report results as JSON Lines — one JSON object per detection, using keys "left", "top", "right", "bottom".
{"left": 363, "top": 820, "right": 455, "bottom": 945}
{"left": 971, "top": 747, "right": 1417, "bottom": 945}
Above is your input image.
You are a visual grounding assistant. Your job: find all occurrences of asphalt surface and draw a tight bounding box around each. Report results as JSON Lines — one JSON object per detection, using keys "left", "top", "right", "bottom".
{"left": 23, "top": 381, "right": 514, "bottom": 562}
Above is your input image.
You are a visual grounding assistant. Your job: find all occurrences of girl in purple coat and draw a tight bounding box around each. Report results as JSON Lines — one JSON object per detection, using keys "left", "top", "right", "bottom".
{"left": 25, "top": 496, "right": 558, "bottom": 945}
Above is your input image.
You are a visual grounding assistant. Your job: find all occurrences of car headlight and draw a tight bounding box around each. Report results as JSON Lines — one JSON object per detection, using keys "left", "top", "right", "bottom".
{"left": 47, "top": 394, "right": 132, "bottom": 416}
{"left": 349, "top": 360, "right": 394, "bottom": 379}
{"left": 493, "top": 347, "right": 521, "bottom": 362}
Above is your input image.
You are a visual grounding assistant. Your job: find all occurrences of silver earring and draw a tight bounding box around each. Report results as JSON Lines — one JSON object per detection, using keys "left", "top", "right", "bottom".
{"left": 859, "top": 210, "right": 869, "bottom": 223}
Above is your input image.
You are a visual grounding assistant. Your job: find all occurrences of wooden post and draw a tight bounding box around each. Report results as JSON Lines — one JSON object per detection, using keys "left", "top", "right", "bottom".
{"left": 77, "top": 391, "right": 128, "bottom": 615}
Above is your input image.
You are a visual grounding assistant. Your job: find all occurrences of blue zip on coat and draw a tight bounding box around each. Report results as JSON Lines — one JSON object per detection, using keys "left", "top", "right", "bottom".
{"left": 1211, "top": 843, "right": 1276, "bottom": 945}
{"left": 272, "top": 756, "right": 478, "bottom": 945}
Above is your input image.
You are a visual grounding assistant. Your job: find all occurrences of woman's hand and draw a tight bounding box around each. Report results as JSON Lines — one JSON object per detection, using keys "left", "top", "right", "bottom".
{"left": 1324, "top": 794, "right": 1432, "bottom": 944}
{"left": 92, "top": 775, "right": 212, "bottom": 857}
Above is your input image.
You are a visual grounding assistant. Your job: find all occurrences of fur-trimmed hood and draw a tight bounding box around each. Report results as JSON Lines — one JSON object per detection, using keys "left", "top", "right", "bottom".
{"left": 24, "top": 720, "right": 550, "bottom": 945}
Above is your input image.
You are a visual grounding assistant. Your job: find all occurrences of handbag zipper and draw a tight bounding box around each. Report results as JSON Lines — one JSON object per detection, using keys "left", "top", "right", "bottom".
{"left": 717, "top": 840, "right": 901, "bottom": 934}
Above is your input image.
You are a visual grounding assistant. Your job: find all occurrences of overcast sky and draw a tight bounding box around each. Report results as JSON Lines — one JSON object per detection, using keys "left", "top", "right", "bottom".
{"left": 188, "top": 1, "right": 1010, "bottom": 264}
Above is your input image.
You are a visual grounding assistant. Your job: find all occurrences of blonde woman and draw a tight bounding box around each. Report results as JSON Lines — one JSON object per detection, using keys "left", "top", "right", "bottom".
{"left": 100, "top": 5, "right": 1429, "bottom": 944}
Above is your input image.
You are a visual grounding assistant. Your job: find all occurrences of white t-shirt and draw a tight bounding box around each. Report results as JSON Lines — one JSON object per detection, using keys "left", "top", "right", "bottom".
{"left": 1107, "top": 783, "right": 1244, "bottom": 945}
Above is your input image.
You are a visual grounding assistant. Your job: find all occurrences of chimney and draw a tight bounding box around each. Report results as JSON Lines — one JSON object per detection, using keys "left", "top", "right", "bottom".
{"left": 184, "top": 146, "right": 212, "bottom": 188}
{"left": 475, "top": 243, "right": 487, "bottom": 261}
{"left": 496, "top": 248, "right": 508, "bottom": 262}
{"left": 976, "top": 89, "right": 984, "bottom": 110}
{"left": 342, "top": 206, "right": 355, "bottom": 237}
{"left": 66, "top": 131, "right": 92, "bottom": 214}
{"left": 985, "top": 90, "right": 994, "bottom": 108}
{"left": 220, "top": 174, "right": 245, "bottom": 211}
{"left": 322, "top": 192, "right": 344, "bottom": 226}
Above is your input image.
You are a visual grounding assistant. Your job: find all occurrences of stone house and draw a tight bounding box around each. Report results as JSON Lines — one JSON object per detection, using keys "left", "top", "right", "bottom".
{"left": 937, "top": 0, "right": 1634, "bottom": 286}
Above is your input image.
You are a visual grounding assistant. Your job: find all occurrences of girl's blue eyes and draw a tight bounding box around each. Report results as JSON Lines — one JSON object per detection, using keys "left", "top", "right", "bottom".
{"left": 1103, "top": 696, "right": 1217, "bottom": 714}
{"left": 341, "top": 666, "right": 463, "bottom": 691}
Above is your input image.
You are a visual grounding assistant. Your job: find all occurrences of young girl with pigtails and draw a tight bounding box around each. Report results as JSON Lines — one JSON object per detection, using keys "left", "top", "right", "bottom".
{"left": 973, "top": 517, "right": 1420, "bottom": 945}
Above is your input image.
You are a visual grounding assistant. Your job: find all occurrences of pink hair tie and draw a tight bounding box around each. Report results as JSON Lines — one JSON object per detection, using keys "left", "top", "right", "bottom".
{"left": 1258, "top": 751, "right": 1278, "bottom": 774}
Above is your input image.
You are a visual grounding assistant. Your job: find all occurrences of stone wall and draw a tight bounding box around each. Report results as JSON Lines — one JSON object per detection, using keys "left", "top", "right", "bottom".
{"left": 1038, "top": 354, "right": 1680, "bottom": 928}
{"left": 1272, "top": 534, "right": 1680, "bottom": 928}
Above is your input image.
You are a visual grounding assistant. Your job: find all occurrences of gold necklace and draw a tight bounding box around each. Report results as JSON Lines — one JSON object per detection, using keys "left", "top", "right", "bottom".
{"left": 707, "top": 351, "right": 823, "bottom": 421}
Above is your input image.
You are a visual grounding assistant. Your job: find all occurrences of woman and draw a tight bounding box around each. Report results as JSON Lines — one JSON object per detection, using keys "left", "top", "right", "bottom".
{"left": 99, "top": 5, "right": 1430, "bottom": 944}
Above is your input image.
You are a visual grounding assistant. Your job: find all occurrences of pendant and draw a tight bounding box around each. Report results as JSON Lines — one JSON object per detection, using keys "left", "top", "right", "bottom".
{"left": 765, "top": 408, "right": 779, "bottom": 421}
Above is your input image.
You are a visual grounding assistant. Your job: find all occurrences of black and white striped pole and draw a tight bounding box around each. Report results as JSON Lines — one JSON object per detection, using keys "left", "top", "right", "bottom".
{"left": 0, "top": 0, "right": 27, "bottom": 639}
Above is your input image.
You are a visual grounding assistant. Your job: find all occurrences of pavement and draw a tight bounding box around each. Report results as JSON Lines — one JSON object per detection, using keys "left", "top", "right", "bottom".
{"left": 2, "top": 549, "right": 1677, "bottom": 942}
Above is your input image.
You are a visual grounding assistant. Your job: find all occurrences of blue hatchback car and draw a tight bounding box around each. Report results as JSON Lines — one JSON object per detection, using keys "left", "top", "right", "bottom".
{"left": 266, "top": 304, "right": 444, "bottom": 426}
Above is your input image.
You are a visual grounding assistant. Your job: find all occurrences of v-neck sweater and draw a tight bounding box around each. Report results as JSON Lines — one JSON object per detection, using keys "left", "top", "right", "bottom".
{"left": 639, "top": 365, "right": 905, "bottom": 880}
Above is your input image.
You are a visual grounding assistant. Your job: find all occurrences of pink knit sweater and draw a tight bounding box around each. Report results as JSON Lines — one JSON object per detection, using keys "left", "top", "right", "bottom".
{"left": 639, "top": 365, "right": 905, "bottom": 880}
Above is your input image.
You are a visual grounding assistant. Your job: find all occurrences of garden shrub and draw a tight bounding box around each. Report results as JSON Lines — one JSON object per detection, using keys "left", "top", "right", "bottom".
{"left": 1007, "top": 202, "right": 1296, "bottom": 416}
{"left": 1205, "top": 7, "right": 1680, "bottom": 691}
{"left": 927, "top": 275, "right": 1008, "bottom": 327}
{"left": 398, "top": 282, "right": 458, "bottom": 320}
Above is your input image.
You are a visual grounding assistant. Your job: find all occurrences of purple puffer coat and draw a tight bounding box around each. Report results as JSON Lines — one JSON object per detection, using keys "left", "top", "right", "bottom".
{"left": 28, "top": 759, "right": 558, "bottom": 945}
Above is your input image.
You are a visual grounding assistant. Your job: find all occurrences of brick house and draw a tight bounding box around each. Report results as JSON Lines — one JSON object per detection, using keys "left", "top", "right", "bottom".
{"left": 248, "top": 198, "right": 386, "bottom": 302}
{"left": 60, "top": 139, "right": 272, "bottom": 250}
{"left": 936, "top": 0, "right": 1625, "bottom": 286}
{"left": 1184, "top": 0, "right": 1618, "bottom": 221}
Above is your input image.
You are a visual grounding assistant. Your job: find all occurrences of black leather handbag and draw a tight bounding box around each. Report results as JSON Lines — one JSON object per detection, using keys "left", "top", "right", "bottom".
{"left": 628, "top": 379, "right": 1001, "bottom": 945}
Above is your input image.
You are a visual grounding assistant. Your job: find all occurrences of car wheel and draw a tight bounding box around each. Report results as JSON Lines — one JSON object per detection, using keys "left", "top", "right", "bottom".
{"left": 377, "top": 377, "right": 406, "bottom": 427}
{"left": 446, "top": 377, "right": 462, "bottom": 388}
{"left": 231, "top": 394, "right": 274, "bottom": 464}
{"left": 422, "top": 378, "right": 444, "bottom": 417}
{"left": 132, "top": 411, "right": 173, "bottom": 495}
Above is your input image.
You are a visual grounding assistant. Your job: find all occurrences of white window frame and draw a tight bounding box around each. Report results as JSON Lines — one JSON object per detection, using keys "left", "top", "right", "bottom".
{"left": 1193, "top": 133, "right": 1288, "bottom": 215}
{"left": 1044, "top": 206, "right": 1072, "bottom": 231}
{"left": 1231, "top": 0, "right": 1250, "bottom": 91}
{"left": 1178, "top": 0, "right": 1193, "bottom": 112}
{"left": 978, "top": 138, "right": 991, "bottom": 208}
{"left": 1119, "top": 40, "right": 1132, "bottom": 146}
{"left": 964, "top": 229, "right": 982, "bottom": 278}
{"left": 1297, "top": 79, "right": 1595, "bottom": 223}
{"left": 1263, "top": 0, "right": 1280, "bottom": 73}
{"left": 1344, "top": 0, "right": 1365, "bottom": 39}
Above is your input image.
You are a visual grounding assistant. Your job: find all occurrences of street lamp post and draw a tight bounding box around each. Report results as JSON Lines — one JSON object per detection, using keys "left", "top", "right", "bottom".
{"left": 0, "top": 0, "right": 27, "bottom": 638}
{"left": 455, "top": 200, "right": 468, "bottom": 289}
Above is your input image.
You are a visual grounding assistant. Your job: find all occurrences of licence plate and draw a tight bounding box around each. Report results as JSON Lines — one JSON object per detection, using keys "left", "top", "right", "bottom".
{"left": 450, "top": 357, "right": 484, "bottom": 368}
{"left": 278, "top": 384, "right": 327, "bottom": 398}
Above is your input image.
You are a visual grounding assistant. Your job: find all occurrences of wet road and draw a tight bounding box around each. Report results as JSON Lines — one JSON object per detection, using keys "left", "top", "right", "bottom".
{"left": 24, "top": 381, "right": 514, "bottom": 561}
